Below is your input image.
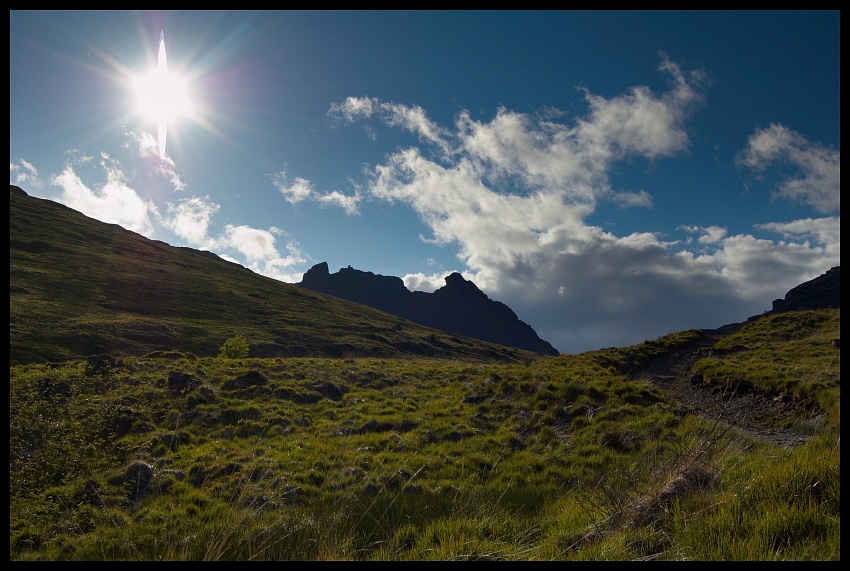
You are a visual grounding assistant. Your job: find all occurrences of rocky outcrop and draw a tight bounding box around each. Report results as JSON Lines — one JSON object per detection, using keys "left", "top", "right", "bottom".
{"left": 770, "top": 266, "right": 840, "bottom": 313}
{"left": 298, "top": 262, "right": 560, "bottom": 355}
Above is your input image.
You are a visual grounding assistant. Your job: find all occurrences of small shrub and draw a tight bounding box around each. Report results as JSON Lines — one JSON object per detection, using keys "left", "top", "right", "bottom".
{"left": 219, "top": 336, "right": 250, "bottom": 359}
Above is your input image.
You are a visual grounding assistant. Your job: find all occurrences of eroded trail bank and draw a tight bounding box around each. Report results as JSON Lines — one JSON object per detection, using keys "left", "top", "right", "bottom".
{"left": 635, "top": 325, "right": 821, "bottom": 448}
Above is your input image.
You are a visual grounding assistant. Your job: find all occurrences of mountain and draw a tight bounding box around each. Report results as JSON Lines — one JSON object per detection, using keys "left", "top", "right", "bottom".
{"left": 769, "top": 266, "right": 840, "bottom": 313}
{"left": 297, "top": 262, "right": 560, "bottom": 356}
{"left": 9, "top": 185, "right": 542, "bottom": 365}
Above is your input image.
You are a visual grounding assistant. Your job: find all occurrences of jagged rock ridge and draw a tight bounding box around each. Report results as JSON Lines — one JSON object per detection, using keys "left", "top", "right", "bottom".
{"left": 298, "top": 262, "right": 560, "bottom": 356}
{"left": 770, "top": 266, "right": 840, "bottom": 313}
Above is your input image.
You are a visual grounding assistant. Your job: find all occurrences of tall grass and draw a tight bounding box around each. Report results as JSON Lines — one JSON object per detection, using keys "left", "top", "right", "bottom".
{"left": 10, "top": 310, "right": 840, "bottom": 560}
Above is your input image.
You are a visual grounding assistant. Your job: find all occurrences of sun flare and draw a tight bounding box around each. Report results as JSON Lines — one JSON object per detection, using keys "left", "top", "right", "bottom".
{"left": 131, "top": 31, "right": 192, "bottom": 161}
{"left": 133, "top": 67, "right": 191, "bottom": 124}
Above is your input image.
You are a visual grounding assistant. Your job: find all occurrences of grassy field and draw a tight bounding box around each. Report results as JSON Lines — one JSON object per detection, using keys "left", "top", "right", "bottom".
{"left": 10, "top": 310, "right": 840, "bottom": 560}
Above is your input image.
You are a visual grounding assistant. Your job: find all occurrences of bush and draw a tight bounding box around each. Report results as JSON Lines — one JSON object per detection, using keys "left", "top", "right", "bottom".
{"left": 218, "top": 335, "right": 250, "bottom": 359}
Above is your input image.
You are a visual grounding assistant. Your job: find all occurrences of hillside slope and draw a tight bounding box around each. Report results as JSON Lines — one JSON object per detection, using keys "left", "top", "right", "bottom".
{"left": 9, "top": 185, "right": 541, "bottom": 365}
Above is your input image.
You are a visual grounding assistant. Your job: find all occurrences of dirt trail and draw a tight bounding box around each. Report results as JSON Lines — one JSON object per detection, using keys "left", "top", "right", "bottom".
{"left": 635, "top": 325, "right": 816, "bottom": 448}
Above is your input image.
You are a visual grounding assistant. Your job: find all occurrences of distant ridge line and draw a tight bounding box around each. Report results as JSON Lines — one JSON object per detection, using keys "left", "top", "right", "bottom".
{"left": 298, "top": 262, "right": 560, "bottom": 356}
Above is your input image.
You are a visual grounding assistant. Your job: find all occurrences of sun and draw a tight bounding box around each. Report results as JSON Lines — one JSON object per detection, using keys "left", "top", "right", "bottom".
{"left": 133, "top": 67, "right": 191, "bottom": 124}
{"left": 131, "top": 31, "right": 192, "bottom": 161}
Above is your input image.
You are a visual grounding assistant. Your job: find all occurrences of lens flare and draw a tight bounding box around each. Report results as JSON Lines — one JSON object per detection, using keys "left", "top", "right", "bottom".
{"left": 133, "top": 31, "right": 191, "bottom": 162}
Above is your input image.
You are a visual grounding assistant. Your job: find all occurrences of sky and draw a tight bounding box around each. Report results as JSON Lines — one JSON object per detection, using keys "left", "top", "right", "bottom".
{"left": 10, "top": 10, "right": 840, "bottom": 355}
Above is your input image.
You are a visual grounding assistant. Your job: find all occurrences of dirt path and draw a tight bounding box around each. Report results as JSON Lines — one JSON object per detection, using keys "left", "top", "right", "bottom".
{"left": 635, "top": 325, "right": 816, "bottom": 448}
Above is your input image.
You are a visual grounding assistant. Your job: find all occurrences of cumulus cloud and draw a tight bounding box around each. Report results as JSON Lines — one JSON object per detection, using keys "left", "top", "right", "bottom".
{"left": 28, "top": 131, "right": 308, "bottom": 285}
{"left": 10, "top": 159, "right": 41, "bottom": 188}
{"left": 738, "top": 123, "right": 840, "bottom": 213}
{"left": 323, "top": 57, "right": 704, "bottom": 248}
{"left": 756, "top": 217, "right": 840, "bottom": 258}
{"left": 210, "top": 225, "right": 306, "bottom": 282}
{"left": 576, "top": 55, "right": 705, "bottom": 162}
{"left": 219, "top": 224, "right": 279, "bottom": 262}
{"left": 328, "top": 56, "right": 838, "bottom": 353}
{"left": 50, "top": 164, "right": 158, "bottom": 236}
{"left": 357, "top": 58, "right": 705, "bottom": 269}
{"left": 486, "top": 221, "right": 836, "bottom": 353}
{"left": 160, "top": 196, "right": 220, "bottom": 246}
{"left": 697, "top": 226, "right": 727, "bottom": 244}
{"left": 402, "top": 271, "right": 458, "bottom": 293}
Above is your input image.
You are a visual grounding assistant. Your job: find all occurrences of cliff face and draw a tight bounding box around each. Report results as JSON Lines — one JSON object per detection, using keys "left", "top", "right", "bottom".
{"left": 771, "top": 266, "right": 840, "bottom": 313}
{"left": 298, "top": 263, "right": 560, "bottom": 356}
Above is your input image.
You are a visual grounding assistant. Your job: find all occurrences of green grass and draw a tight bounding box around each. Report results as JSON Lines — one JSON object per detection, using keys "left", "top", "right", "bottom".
{"left": 692, "top": 310, "right": 840, "bottom": 431}
{"left": 10, "top": 309, "right": 840, "bottom": 560}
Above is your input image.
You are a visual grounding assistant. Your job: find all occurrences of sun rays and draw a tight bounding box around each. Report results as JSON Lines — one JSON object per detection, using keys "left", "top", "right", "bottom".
{"left": 132, "top": 31, "right": 192, "bottom": 162}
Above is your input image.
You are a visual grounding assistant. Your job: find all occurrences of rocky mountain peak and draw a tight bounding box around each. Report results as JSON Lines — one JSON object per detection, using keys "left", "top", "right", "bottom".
{"left": 770, "top": 266, "right": 840, "bottom": 313}
{"left": 297, "top": 263, "right": 559, "bottom": 356}
{"left": 444, "top": 272, "right": 467, "bottom": 286}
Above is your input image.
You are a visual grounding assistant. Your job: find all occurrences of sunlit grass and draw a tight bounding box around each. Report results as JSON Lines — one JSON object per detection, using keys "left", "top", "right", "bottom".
{"left": 10, "top": 310, "right": 840, "bottom": 560}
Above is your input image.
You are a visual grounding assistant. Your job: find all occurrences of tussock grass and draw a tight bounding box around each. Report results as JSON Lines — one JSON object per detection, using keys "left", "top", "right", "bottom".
{"left": 10, "top": 309, "right": 840, "bottom": 560}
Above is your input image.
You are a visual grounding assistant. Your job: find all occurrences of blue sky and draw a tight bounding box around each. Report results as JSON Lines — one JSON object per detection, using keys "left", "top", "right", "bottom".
{"left": 10, "top": 10, "right": 840, "bottom": 354}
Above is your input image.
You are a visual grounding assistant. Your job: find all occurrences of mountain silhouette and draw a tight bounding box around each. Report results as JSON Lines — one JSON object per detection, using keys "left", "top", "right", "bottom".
{"left": 298, "top": 262, "right": 560, "bottom": 356}
{"left": 769, "top": 266, "right": 840, "bottom": 313}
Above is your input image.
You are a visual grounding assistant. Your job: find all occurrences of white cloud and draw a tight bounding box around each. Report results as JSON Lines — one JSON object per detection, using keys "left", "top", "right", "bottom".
{"left": 328, "top": 58, "right": 704, "bottom": 227}
{"left": 739, "top": 123, "right": 840, "bottom": 213}
{"left": 360, "top": 59, "right": 704, "bottom": 273}
{"left": 456, "top": 108, "right": 596, "bottom": 194}
{"left": 330, "top": 96, "right": 377, "bottom": 121}
{"left": 10, "top": 159, "right": 41, "bottom": 188}
{"left": 698, "top": 226, "right": 727, "bottom": 244}
{"left": 272, "top": 172, "right": 315, "bottom": 204}
{"left": 756, "top": 217, "right": 840, "bottom": 257}
{"left": 402, "top": 271, "right": 457, "bottom": 293}
{"left": 26, "top": 132, "right": 309, "bottom": 287}
{"left": 330, "top": 96, "right": 446, "bottom": 148}
{"left": 218, "top": 224, "right": 279, "bottom": 262}
{"left": 213, "top": 224, "right": 306, "bottom": 282}
{"left": 575, "top": 54, "right": 705, "bottom": 162}
{"left": 160, "top": 196, "right": 220, "bottom": 246}
{"left": 50, "top": 165, "right": 157, "bottom": 236}
{"left": 132, "top": 130, "right": 187, "bottom": 191}
{"left": 610, "top": 189, "right": 653, "bottom": 209}
{"left": 331, "top": 56, "right": 838, "bottom": 353}
{"left": 271, "top": 171, "right": 361, "bottom": 214}
{"left": 315, "top": 190, "right": 361, "bottom": 215}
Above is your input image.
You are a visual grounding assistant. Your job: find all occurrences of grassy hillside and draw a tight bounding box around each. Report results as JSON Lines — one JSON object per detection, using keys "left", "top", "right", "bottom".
{"left": 10, "top": 310, "right": 839, "bottom": 560}
{"left": 10, "top": 185, "right": 540, "bottom": 365}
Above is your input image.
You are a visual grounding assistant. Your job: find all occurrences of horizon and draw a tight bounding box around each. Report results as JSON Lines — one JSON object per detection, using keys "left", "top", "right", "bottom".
{"left": 10, "top": 10, "right": 840, "bottom": 353}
